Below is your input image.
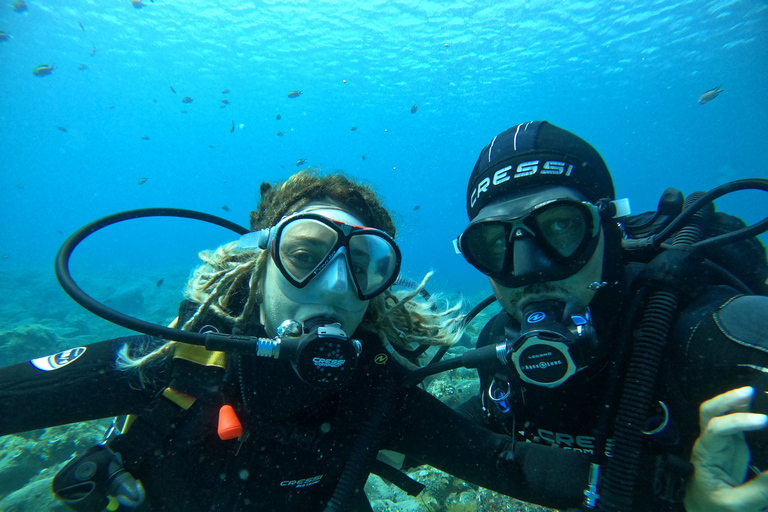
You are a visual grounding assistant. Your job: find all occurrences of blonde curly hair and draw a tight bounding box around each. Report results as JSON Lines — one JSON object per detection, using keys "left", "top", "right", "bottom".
{"left": 118, "top": 169, "right": 464, "bottom": 379}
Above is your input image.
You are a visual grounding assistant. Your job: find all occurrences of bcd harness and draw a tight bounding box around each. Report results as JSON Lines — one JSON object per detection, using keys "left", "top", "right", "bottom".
{"left": 54, "top": 300, "right": 424, "bottom": 512}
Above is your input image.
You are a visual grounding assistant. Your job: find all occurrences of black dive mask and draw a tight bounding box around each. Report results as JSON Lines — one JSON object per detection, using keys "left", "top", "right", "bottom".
{"left": 455, "top": 193, "right": 603, "bottom": 288}
{"left": 505, "top": 300, "right": 598, "bottom": 388}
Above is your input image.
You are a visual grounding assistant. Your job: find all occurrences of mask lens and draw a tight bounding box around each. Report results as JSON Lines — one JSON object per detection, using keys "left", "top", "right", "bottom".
{"left": 349, "top": 234, "right": 398, "bottom": 296}
{"left": 533, "top": 204, "right": 588, "bottom": 258}
{"left": 278, "top": 219, "right": 339, "bottom": 282}
{"left": 462, "top": 222, "right": 507, "bottom": 273}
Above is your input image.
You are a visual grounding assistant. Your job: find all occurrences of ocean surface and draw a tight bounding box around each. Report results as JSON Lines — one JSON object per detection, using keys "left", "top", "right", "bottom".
{"left": 0, "top": 0, "right": 766, "bottom": 509}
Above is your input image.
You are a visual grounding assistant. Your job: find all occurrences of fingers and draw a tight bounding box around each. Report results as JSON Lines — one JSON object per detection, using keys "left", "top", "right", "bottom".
{"left": 725, "top": 470, "right": 768, "bottom": 512}
{"left": 706, "top": 412, "right": 768, "bottom": 438}
{"left": 700, "top": 387, "right": 756, "bottom": 431}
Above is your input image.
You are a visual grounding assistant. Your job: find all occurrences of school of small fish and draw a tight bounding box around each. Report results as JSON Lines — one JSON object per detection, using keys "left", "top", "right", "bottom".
{"left": 15, "top": 16, "right": 449, "bottom": 183}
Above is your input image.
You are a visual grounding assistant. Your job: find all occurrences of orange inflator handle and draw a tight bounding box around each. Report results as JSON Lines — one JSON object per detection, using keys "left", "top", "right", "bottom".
{"left": 218, "top": 404, "right": 243, "bottom": 440}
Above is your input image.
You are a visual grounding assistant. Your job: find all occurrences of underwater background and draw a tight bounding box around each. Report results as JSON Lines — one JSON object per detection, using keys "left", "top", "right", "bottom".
{"left": 0, "top": 0, "right": 767, "bottom": 510}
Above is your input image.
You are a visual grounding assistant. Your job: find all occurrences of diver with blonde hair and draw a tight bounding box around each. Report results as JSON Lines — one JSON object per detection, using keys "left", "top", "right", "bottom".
{"left": 0, "top": 170, "right": 590, "bottom": 512}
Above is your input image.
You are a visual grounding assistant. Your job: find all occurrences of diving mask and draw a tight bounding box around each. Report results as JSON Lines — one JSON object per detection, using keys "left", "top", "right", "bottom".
{"left": 241, "top": 211, "right": 402, "bottom": 301}
{"left": 455, "top": 191, "right": 602, "bottom": 288}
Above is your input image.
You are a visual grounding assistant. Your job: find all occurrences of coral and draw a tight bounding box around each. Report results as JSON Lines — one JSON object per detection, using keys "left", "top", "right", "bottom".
{"left": 425, "top": 347, "right": 480, "bottom": 409}
{"left": 0, "top": 477, "right": 69, "bottom": 512}
{"left": 0, "top": 324, "right": 61, "bottom": 366}
{"left": 366, "top": 466, "right": 562, "bottom": 512}
{"left": 0, "top": 420, "right": 109, "bottom": 500}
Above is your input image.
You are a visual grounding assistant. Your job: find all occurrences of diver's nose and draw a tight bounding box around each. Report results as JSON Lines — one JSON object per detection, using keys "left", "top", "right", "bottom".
{"left": 315, "top": 251, "right": 352, "bottom": 295}
{"left": 511, "top": 235, "right": 554, "bottom": 281}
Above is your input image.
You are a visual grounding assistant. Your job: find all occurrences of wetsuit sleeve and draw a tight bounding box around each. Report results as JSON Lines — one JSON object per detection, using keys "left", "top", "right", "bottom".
{"left": 386, "top": 386, "right": 591, "bottom": 510}
{"left": 677, "top": 291, "right": 768, "bottom": 465}
{"left": 0, "top": 336, "right": 162, "bottom": 436}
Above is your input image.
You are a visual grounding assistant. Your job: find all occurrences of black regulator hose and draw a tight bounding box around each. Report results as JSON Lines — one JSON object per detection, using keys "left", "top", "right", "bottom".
{"left": 425, "top": 293, "right": 498, "bottom": 368}
{"left": 55, "top": 207, "right": 249, "bottom": 346}
{"left": 623, "top": 178, "right": 768, "bottom": 252}
{"left": 323, "top": 378, "right": 394, "bottom": 512}
{"left": 598, "top": 193, "right": 714, "bottom": 511}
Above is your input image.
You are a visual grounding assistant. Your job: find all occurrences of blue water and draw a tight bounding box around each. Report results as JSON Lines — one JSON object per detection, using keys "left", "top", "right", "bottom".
{"left": 1, "top": 0, "right": 767, "bottom": 309}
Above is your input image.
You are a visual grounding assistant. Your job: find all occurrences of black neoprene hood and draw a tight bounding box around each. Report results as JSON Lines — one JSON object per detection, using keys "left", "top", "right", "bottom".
{"left": 466, "top": 121, "right": 615, "bottom": 221}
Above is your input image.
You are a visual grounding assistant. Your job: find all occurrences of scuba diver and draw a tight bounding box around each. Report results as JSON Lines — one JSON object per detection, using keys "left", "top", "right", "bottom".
{"left": 454, "top": 121, "right": 768, "bottom": 512}
{"left": 0, "top": 170, "right": 593, "bottom": 512}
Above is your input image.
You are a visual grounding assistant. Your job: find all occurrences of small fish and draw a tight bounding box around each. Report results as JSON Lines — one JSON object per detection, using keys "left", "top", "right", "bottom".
{"left": 11, "top": 0, "right": 27, "bottom": 13}
{"left": 77, "top": 64, "right": 88, "bottom": 70}
{"left": 361, "top": 155, "right": 366, "bottom": 160}
{"left": 221, "top": 205, "right": 231, "bottom": 212}
{"left": 141, "top": 135, "right": 150, "bottom": 140}
{"left": 32, "top": 65, "right": 55, "bottom": 77}
{"left": 156, "top": 278, "right": 164, "bottom": 287}
{"left": 350, "top": 126, "right": 357, "bottom": 131}
{"left": 0, "top": 32, "right": 9, "bottom": 42}
{"left": 287, "top": 90, "right": 303, "bottom": 98}
{"left": 221, "top": 99, "right": 229, "bottom": 104}
{"left": 410, "top": 104, "right": 419, "bottom": 114}
{"left": 138, "top": 178, "right": 148, "bottom": 185}
{"left": 208, "top": 145, "right": 215, "bottom": 149}
{"left": 16, "top": 184, "right": 24, "bottom": 188}
{"left": 131, "top": 0, "right": 144, "bottom": 8}
{"left": 296, "top": 158, "right": 307, "bottom": 166}
{"left": 108, "top": 104, "right": 116, "bottom": 109}
{"left": 276, "top": 114, "right": 281, "bottom": 120}
{"left": 221, "top": 89, "right": 230, "bottom": 94}
{"left": 181, "top": 96, "right": 194, "bottom": 103}
{"left": 698, "top": 85, "right": 723, "bottom": 104}
{"left": 219, "top": 104, "right": 227, "bottom": 109}
{"left": 170, "top": 85, "right": 176, "bottom": 94}
{"left": 230, "top": 120, "right": 235, "bottom": 133}
{"left": 413, "top": 205, "right": 420, "bottom": 211}
{"left": 90, "top": 44, "right": 96, "bottom": 57}
{"left": 180, "top": 110, "right": 187, "bottom": 114}
{"left": 56, "top": 126, "right": 67, "bottom": 132}
{"left": 153, "top": 98, "right": 157, "bottom": 103}
{"left": 78, "top": 21, "right": 85, "bottom": 31}
{"left": 277, "top": 131, "right": 284, "bottom": 137}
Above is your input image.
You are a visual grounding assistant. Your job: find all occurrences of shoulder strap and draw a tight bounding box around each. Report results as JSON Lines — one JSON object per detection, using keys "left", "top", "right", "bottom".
{"left": 110, "top": 303, "right": 231, "bottom": 469}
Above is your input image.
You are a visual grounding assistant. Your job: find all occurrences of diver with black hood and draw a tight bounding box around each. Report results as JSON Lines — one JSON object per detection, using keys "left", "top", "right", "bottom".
{"left": 454, "top": 121, "right": 768, "bottom": 512}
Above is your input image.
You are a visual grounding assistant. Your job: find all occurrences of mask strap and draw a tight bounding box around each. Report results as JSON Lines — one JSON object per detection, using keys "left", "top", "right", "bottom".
{"left": 238, "top": 227, "right": 274, "bottom": 249}
{"left": 596, "top": 197, "right": 631, "bottom": 218}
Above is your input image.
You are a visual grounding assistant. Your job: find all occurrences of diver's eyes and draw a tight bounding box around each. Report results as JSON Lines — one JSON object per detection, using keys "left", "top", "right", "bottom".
{"left": 552, "top": 218, "right": 577, "bottom": 231}
{"left": 279, "top": 240, "right": 335, "bottom": 281}
{"left": 535, "top": 205, "right": 587, "bottom": 257}
{"left": 282, "top": 245, "right": 328, "bottom": 269}
{"left": 462, "top": 224, "right": 506, "bottom": 273}
{"left": 287, "top": 248, "right": 322, "bottom": 266}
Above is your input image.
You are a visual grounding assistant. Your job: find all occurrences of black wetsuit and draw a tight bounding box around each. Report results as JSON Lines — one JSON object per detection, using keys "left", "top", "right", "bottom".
{"left": 462, "top": 270, "right": 768, "bottom": 512}
{"left": 0, "top": 304, "right": 594, "bottom": 512}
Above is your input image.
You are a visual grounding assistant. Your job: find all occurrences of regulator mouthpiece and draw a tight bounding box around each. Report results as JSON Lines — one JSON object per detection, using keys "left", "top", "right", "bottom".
{"left": 507, "top": 300, "right": 596, "bottom": 388}
{"left": 278, "top": 317, "right": 362, "bottom": 388}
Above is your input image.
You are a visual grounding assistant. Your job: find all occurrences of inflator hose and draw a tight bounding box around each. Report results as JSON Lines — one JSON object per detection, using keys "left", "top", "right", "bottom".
{"left": 598, "top": 193, "right": 713, "bottom": 511}
{"left": 323, "top": 379, "right": 394, "bottom": 512}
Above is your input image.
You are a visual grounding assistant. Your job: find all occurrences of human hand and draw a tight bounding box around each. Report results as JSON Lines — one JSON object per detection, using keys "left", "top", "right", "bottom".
{"left": 685, "top": 386, "right": 768, "bottom": 512}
